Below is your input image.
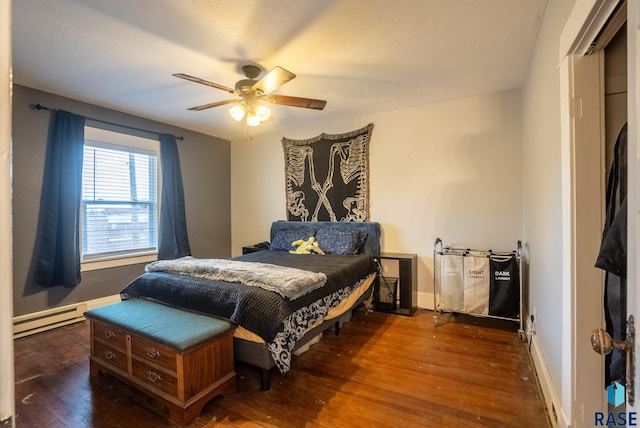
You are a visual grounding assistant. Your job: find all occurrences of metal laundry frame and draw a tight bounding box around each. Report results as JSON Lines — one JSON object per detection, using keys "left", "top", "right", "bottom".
{"left": 433, "top": 238, "right": 525, "bottom": 340}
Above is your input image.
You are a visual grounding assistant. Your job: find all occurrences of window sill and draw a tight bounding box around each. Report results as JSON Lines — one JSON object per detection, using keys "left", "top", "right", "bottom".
{"left": 81, "top": 253, "right": 157, "bottom": 272}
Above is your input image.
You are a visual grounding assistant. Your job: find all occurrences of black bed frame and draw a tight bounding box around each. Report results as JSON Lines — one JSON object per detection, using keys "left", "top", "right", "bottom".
{"left": 234, "top": 284, "right": 374, "bottom": 391}
{"left": 234, "top": 221, "right": 381, "bottom": 391}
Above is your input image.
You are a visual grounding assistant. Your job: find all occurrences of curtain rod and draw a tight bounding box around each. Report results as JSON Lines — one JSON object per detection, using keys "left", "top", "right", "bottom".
{"left": 30, "top": 103, "right": 184, "bottom": 141}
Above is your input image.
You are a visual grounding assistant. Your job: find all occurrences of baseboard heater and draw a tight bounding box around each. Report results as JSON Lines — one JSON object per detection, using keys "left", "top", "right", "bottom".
{"left": 13, "top": 303, "right": 88, "bottom": 339}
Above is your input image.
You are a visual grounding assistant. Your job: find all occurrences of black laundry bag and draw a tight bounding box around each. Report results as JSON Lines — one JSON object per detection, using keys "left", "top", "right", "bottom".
{"left": 488, "top": 255, "right": 520, "bottom": 318}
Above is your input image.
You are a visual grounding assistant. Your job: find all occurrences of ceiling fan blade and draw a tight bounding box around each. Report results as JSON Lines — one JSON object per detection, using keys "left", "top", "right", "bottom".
{"left": 187, "top": 99, "right": 237, "bottom": 111}
{"left": 252, "top": 66, "right": 296, "bottom": 95}
{"left": 173, "top": 73, "right": 235, "bottom": 94}
{"left": 268, "top": 94, "right": 327, "bottom": 110}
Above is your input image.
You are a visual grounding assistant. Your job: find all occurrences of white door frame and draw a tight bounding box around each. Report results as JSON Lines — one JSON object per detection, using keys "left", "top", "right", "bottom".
{"left": 559, "top": 0, "right": 625, "bottom": 426}
{"left": 0, "top": 0, "right": 14, "bottom": 426}
{"left": 567, "top": 50, "right": 608, "bottom": 425}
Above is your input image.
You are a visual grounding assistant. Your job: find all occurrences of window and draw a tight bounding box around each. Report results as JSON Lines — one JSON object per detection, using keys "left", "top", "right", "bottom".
{"left": 81, "top": 127, "right": 160, "bottom": 271}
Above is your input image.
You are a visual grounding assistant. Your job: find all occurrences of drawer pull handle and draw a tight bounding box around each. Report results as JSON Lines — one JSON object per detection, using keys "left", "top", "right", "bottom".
{"left": 104, "top": 350, "right": 117, "bottom": 360}
{"left": 145, "top": 347, "right": 161, "bottom": 358}
{"left": 103, "top": 330, "right": 115, "bottom": 339}
{"left": 146, "top": 370, "right": 162, "bottom": 383}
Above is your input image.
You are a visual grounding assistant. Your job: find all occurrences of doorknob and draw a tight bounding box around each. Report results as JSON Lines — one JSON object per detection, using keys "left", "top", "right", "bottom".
{"left": 590, "top": 315, "right": 635, "bottom": 406}
{"left": 591, "top": 327, "right": 632, "bottom": 354}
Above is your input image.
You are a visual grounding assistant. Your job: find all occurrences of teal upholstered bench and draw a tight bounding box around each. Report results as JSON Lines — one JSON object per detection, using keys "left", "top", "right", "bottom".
{"left": 85, "top": 299, "right": 236, "bottom": 425}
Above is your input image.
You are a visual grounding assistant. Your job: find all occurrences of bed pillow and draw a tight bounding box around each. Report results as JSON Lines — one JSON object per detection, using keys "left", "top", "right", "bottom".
{"left": 270, "top": 229, "right": 317, "bottom": 251}
{"left": 315, "top": 228, "right": 366, "bottom": 255}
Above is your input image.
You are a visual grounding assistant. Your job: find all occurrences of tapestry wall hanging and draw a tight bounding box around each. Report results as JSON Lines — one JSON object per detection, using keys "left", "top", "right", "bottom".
{"left": 282, "top": 123, "right": 373, "bottom": 222}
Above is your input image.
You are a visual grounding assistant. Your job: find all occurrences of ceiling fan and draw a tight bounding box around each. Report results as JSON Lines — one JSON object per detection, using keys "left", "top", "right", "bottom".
{"left": 173, "top": 65, "right": 327, "bottom": 126}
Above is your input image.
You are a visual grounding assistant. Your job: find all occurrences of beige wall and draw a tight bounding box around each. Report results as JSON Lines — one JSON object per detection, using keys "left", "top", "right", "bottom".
{"left": 231, "top": 89, "right": 523, "bottom": 308}
{"left": 521, "top": 0, "right": 577, "bottom": 423}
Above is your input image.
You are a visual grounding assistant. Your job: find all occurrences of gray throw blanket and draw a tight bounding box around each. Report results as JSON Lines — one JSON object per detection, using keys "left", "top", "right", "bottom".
{"left": 145, "top": 257, "right": 327, "bottom": 300}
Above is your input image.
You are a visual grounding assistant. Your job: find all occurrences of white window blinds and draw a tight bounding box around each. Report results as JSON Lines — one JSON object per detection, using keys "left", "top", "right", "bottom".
{"left": 81, "top": 139, "right": 159, "bottom": 260}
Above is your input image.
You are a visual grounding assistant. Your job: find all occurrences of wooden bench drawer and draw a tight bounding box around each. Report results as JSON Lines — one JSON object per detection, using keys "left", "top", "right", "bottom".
{"left": 130, "top": 334, "right": 177, "bottom": 373}
{"left": 93, "top": 320, "right": 127, "bottom": 350}
{"left": 131, "top": 358, "right": 178, "bottom": 397}
{"left": 93, "top": 340, "right": 128, "bottom": 372}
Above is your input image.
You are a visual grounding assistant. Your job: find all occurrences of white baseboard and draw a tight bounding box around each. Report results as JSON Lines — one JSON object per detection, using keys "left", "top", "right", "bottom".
{"left": 13, "top": 294, "right": 121, "bottom": 339}
{"left": 528, "top": 326, "right": 570, "bottom": 428}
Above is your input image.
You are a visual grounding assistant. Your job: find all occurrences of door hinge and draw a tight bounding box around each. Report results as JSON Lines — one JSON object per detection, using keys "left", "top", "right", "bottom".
{"left": 573, "top": 96, "right": 583, "bottom": 118}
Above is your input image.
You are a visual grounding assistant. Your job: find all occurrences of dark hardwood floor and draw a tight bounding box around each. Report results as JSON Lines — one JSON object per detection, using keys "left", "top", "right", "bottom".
{"left": 14, "top": 308, "right": 550, "bottom": 427}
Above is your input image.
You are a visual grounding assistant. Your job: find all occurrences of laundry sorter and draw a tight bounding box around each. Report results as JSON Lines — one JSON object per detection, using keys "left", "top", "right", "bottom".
{"left": 432, "top": 238, "right": 524, "bottom": 340}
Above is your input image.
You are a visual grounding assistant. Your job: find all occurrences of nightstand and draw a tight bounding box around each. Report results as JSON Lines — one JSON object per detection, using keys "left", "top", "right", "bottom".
{"left": 375, "top": 252, "right": 417, "bottom": 316}
{"left": 242, "top": 242, "right": 270, "bottom": 254}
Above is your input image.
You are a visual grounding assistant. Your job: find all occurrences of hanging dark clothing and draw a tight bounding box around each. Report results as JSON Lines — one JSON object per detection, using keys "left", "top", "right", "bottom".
{"left": 595, "top": 123, "right": 627, "bottom": 387}
{"left": 596, "top": 198, "right": 627, "bottom": 278}
{"left": 605, "top": 124, "right": 627, "bottom": 230}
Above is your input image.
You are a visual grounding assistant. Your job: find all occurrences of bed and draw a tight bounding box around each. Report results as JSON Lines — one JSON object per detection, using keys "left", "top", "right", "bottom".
{"left": 120, "top": 221, "right": 381, "bottom": 390}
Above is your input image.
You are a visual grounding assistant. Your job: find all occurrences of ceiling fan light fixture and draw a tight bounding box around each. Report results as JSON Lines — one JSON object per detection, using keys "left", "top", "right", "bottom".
{"left": 174, "top": 65, "right": 326, "bottom": 128}
{"left": 256, "top": 104, "right": 271, "bottom": 122}
{"left": 246, "top": 112, "right": 261, "bottom": 127}
{"left": 229, "top": 103, "right": 246, "bottom": 121}
{"left": 247, "top": 113, "right": 260, "bottom": 126}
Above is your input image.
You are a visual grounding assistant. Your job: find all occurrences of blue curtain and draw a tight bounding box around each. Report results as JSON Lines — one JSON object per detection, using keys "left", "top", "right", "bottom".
{"left": 158, "top": 134, "right": 191, "bottom": 259}
{"left": 34, "top": 110, "right": 86, "bottom": 287}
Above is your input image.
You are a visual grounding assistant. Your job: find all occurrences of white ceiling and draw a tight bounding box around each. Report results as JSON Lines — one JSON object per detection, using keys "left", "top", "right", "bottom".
{"left": 12, "top": 0, "right": 548, "bottom": 141}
